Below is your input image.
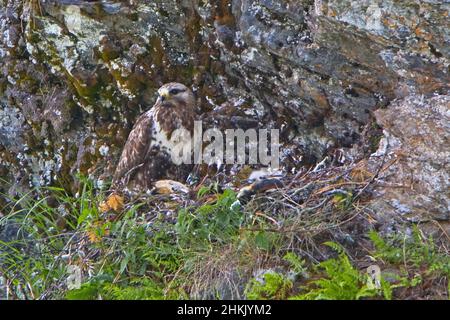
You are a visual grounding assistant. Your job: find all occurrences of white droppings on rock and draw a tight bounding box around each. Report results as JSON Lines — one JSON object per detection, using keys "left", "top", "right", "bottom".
{"left": 99, "top": 145, "right": 110, "bottom": 157}
{"left": 6, "top": 75, "right": 16, "bottom": 85}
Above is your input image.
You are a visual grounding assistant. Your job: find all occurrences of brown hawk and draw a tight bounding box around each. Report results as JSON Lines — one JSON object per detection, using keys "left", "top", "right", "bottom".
{"left": 112, "top": 83, "right": 196, "bottom": 191}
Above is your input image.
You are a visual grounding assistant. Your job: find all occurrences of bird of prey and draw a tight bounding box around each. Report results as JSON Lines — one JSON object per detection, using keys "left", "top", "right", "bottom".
{"left": 112, "top": 83, "right": 196, "bottom": 191}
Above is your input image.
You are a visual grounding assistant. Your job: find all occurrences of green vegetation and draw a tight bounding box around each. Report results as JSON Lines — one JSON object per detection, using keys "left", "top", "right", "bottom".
{"left": 245, "top": 271, "right": 293, "bottom": 300}
{"left": 244, "top": 229, "right": 450, "bottom": 300}
{"left": 0, "top": 178, "right": 448, "bottom": 299}
{"left": 291, "top": 242, "right": 390, "bottom": 300}
{"left": 176, "top": 189, "right": 244, "bottom": 248}
{"left": 369, "top": 228, "right": 450, "bottom": 277}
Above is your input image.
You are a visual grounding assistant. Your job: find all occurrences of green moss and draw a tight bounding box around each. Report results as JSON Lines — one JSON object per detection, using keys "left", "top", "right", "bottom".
{"left": 98, "top": 47, "right": 120, "bottom": 62}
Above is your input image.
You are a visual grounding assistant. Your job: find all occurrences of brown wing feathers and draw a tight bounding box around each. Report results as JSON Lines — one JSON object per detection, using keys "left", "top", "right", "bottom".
{"left": 112, "top": 113, "right": 153, "bottom": 187}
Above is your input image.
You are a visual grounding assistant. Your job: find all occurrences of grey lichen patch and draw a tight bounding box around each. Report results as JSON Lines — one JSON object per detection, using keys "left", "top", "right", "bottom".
{"left": 27, "top": 153, "right": 63, "bottom": 188}
{"left": 369, "top": 94, "right": 450, "bottom": 225}
{"left": 325, "top": 0, "right": 450, "bottom": 58}
{"left": 63, "top": 4, "right": 105, "bottom": 46}
{"left": 0, "top": 104, "right": 26, "bottom": 153}
{"left": 103, "top": 57, "right": 137, "bottom": 99}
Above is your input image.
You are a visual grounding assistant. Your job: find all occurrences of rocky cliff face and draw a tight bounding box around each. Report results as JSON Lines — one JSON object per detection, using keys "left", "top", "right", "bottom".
{"left": 368, "top": 94, "right": 449, "bottom": 233}
{"left": 0, "top": 1, "right": 449, "bottom": 226}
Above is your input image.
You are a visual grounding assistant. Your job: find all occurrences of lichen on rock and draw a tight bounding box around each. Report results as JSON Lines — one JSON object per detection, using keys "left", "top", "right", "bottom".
{"left": 368, "top": 94, "right": 450, "bottom": 233}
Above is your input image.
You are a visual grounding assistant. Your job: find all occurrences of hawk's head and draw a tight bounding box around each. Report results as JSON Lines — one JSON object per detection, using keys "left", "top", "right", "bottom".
{"left": 157, "top": 82, "right": 195, "bottom": 109}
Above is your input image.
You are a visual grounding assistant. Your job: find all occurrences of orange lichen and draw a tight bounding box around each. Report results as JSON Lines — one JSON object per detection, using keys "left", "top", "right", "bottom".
{"left": 414, "top": 27, "right": 432, "bottom": 41}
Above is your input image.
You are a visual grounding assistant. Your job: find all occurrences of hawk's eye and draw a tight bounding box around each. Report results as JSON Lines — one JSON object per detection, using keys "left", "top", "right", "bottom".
{"left": 169, "top": 88, "right": 184, "bottom": 95}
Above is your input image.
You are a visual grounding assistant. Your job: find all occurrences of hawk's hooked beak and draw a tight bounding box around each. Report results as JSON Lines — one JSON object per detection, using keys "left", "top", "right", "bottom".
{"left": 158, "top": 88, "right": 170, "bottom": 102}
